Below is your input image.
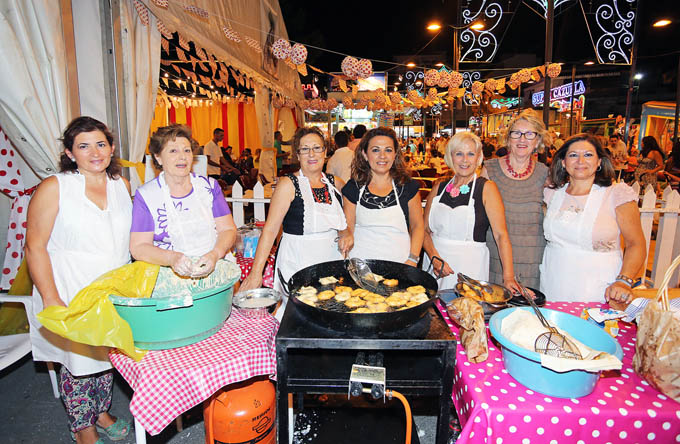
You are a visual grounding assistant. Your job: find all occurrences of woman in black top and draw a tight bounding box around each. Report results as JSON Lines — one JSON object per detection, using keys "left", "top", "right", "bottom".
{"left": 423, "top": 132, "right": 520, "bottom": 293}
{"left": 241, "top": 127, "right": 351, "bottom": 318}
{"left": 343, "top": 127, "right": 424, "bottom": 265}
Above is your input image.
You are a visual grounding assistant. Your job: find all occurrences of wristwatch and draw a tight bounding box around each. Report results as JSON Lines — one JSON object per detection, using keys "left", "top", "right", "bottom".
{"left": 408, "top": 253, "right": 420, "bottom": 263}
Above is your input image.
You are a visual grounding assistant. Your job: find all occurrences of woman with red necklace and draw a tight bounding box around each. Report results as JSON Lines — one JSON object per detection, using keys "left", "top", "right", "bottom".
{"left": 423, "top": 132, "right": 521, "bottom": 293}
{"left": 484, "top": 112, "right": 550, "bottom": 289}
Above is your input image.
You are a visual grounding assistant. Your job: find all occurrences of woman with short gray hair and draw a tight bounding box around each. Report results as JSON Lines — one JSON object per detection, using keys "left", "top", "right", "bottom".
{"left": 484, "top": 111, "right": 551, "bottom": 289}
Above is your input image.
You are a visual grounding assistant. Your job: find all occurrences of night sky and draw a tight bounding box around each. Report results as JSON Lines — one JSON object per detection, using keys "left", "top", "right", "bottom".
{"left": 281, "top": 0, "right": 679, "bottom": 95}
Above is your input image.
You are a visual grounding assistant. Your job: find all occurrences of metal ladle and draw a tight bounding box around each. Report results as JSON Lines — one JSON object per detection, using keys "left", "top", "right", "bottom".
{"left": 516, "top": 281, "right": 582, "bottom": 360}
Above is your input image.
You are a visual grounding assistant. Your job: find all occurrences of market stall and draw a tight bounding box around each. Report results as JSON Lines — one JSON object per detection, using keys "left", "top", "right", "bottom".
{"left": 639, "top": 101, "right": 677, "bottom": 154}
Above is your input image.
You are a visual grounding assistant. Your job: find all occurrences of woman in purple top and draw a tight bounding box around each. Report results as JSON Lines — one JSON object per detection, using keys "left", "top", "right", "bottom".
{"left": 130, "top": 125, "right": 237, "bottom": 277}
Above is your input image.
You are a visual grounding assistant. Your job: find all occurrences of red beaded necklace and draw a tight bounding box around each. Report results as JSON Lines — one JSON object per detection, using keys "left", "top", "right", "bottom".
{"left": 505, "top": 155, "right": 534, "bottom": 179}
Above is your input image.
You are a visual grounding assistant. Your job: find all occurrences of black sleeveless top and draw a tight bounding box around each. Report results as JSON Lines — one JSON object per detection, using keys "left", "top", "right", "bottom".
{"left": 435, "top": 177, "right": 490, "bottom": 242}
{"left": 282, "top": 174, "right": 341, "bottom": 235}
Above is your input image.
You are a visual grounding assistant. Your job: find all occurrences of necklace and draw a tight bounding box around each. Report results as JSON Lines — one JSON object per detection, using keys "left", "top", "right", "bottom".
{"left": 445, "top": 176, "right": 473, "bottom": 198}
{"left": 505, "top": 155, "right": 534, "bottom": 179}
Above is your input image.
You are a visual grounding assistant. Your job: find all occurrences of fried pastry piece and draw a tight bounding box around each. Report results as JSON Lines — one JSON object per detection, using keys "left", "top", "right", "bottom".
{"left": 317, "top": 290, "right": 336, "bottom": 301}
{"left": 351, "top": 288, "right": 368, "bottom": 297}
{"left": 345, "top": 297, "right": 366, "bottom": 308}
{"left": 363, "top": 293, "right": 386, "bottom": 303}
{"left": 297, "top": 294, "right": 318, "bottom": 306}
{"left": 334, "top": 291, "right": 351, "bottom": 302}
{"left": 385, "top": 294, "right": 408, "bottom": 307}
{"left": 350, "top": 307, "right": 372, "bottom": 313}
{"left": 383, "top": 278, "right": 399, "bottom": 287}
{"left": 367, "top": 302, "right": 389, "bottom": 313}
{"left": 407, "top": 285, "right": 426, "bottom": 294}
{"left": 319, "top": 276, "right": 339, "bottom": 285}
{"left": 410, "top": 293, "right": 429, "bottom": 304}
{"left": 298, "top": 286, "right": 318, "bottom": 295}
{"left": 334, "top": 285, "right": 353, "bottom": 294}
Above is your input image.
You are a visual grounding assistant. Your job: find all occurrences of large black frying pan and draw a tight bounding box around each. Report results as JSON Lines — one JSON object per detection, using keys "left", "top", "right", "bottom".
{"left": 278, "top": 259, "right": 439, "bottom": 332}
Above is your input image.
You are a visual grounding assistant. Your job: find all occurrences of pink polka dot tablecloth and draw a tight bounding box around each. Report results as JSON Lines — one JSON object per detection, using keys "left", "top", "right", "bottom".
{"left": 435, "top": 300, "right": 680, "bottom": 444}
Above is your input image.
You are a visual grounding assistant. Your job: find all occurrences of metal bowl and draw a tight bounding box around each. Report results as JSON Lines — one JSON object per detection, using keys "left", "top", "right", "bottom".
{"left": 233, "top": 288, "right": 282, "bottom": 319}
{"left": 454, "top": 281, "right": 512, "bottom": 305}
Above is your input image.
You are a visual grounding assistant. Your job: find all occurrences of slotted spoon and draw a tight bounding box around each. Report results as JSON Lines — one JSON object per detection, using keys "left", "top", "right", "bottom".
{"left": 346, "top": 258, "right": 388, "bottom": 295}
{"left": 516, "top": 281, "right": 582, "bottom": 360}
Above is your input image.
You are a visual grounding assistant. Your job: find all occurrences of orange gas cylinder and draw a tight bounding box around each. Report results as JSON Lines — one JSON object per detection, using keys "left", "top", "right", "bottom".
{"left": 204, "top": 377, "right": 276, "bottom": 444}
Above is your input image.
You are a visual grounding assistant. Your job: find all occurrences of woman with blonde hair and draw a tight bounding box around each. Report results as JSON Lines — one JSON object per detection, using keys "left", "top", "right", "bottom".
{"left": 484, "top": 111, "right": 550, "bottom": 288}
{"left": 423, "top": 132, "right": 520, "bottom": 292}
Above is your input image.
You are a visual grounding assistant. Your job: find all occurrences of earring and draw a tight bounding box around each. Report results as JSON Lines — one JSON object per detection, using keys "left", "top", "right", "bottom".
{"left": 68, "top": 156, "right": 75, "bottom": 162}
{"left": 597, "top": 165, "right": 602, "bottom": 171}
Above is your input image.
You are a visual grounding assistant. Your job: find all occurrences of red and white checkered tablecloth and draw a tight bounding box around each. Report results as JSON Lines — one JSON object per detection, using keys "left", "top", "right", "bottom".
{"left": 235, "top": 247, "right": 276, "bottom": 287}
{"left": 109, "top": 310, "right": 279, "bottom": 435}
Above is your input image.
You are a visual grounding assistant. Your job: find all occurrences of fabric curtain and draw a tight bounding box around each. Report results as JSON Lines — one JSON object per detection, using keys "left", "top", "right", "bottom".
{"left": 0, "top": 0, "right": 71, "bottom": 178}
{"left": 148, "top": 103, "right": 169, "bottom": 140}
{"left": 164, "top": 101, "right": 260, "bottom": 155}
{"left": 121, "top": 0, "right": 161, "bottom": 190}
{"left": 0, "top": 129, "right": 35, "bottom": 289}
{"left": 254, "top": 84, "right": 273, "bottom": 147}
{"left": 188, "top": 104, "right": 223, "bottom": 146}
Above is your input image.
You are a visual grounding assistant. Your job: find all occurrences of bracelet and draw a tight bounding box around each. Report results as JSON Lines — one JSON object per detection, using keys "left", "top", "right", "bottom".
{"left": 408, "top": 253, "right": 419, "bottom": 263}
{"left": 615, "top": 278, "right": 632, "bottom": 288}
{"left": 615, "top": 274, "right": 634, "bottom": 286}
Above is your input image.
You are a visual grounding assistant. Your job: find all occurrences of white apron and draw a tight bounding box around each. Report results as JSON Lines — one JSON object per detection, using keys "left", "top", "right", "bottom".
{"left": 29, "top": 173, "right": 132, "bottom": 376}
{"left": 540, "top": 185, "right": 622, "bottom": 302}
{"left": 274, "top": 173, "right": 347, "bottom": 319}
{"left": 349, "top": 181, "right": 411, "bottom": 263}
{"left": 158, "top": 172, "right": 217, "bottom": 256}
{"left": 423, "top": 175, "right": 489, "bottom": 289}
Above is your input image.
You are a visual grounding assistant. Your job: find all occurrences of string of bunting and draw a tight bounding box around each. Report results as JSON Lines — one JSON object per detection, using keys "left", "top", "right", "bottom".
{"left": 139, "top": 1, "right": 562, "bottom": 113}
{"left": 301, "top": 62, "right": 561, "bottom": 112}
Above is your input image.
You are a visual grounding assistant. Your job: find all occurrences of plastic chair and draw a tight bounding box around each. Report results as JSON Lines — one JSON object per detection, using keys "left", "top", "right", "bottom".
{"left": 0, "top": 294, "right": 60, "bottom": 398}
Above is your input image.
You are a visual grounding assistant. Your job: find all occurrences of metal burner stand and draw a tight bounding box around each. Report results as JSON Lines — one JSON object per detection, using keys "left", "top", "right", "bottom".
{"left": 276, "top": 305, "right": 456, "bottom": 444}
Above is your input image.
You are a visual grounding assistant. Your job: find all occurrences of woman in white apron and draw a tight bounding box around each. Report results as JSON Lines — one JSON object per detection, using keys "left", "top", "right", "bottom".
{"left": 240, "top": 127, "right": 350, "bottom": 320}
{"left": 343, "top": 127, "right": 424, "bottom": 265}
{"left": 130, "top": 125, "right": 237, "bottom": 278}
{"left": 422, "top": 132, "right": 522, "bottom": 293}
{"left": 26, "top": 117, "right": 132, "bottom": 443}
{"left": 540, "top": 134, "right": 645, "bottom": 304}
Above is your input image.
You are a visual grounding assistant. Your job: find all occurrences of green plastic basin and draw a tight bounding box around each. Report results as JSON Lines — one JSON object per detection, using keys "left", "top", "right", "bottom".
{"left": 109, "top": 284, "right": 233, "bottom": 350}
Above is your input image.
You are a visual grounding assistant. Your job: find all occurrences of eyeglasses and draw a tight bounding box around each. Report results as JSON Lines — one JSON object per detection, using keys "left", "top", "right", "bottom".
{"left": 509, "top": 130, "right": 538, "bottom": 140}
{"left": 298, "top": 145, "right": 325, "bottom": 155}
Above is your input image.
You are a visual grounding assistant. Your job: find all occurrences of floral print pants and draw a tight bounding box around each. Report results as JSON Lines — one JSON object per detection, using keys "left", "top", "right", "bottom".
{"left": 58, "top": 366, "right": 113, "bottom": 433}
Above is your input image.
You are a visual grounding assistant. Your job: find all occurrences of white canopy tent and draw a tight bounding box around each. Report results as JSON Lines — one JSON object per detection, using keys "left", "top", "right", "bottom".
{"left": 0, "top": 0, "right": 301, "bottom": 288}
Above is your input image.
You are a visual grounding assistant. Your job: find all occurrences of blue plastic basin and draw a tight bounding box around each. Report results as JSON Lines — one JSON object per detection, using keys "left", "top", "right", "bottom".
{"left": 488, "top": 306, "right": 623, "bottom": 398}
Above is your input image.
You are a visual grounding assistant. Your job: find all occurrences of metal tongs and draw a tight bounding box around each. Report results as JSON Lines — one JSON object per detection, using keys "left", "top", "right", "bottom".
{"left": 457, "top": 272, "right": 494, "bottom": 299}
{"left": 346, "top": 258, "right": 387, "bottom": 295}
{"left": 516, "top": 281, "right": 582, "bottom": 360}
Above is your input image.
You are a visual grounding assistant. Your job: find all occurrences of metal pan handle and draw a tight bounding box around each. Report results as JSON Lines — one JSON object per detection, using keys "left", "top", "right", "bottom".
{"left": 428, "top": 256, "right": 446, "bottom": 278}
{"left": 277, "top": 269, "right": 290, "bottom": 295}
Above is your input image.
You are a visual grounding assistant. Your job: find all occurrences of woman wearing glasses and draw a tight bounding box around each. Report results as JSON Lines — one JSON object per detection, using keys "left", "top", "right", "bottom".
{"left": 342, "top": 127, "right": 424, "bottom": 265}
{"left": 540, "top": 134, "right": 644, "bottom": 303}
{"left": 484, "top": 112, "right": 550, "bottom": 289}
{"left": 240, "top": 127, "right": 351, "bottom": 317}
